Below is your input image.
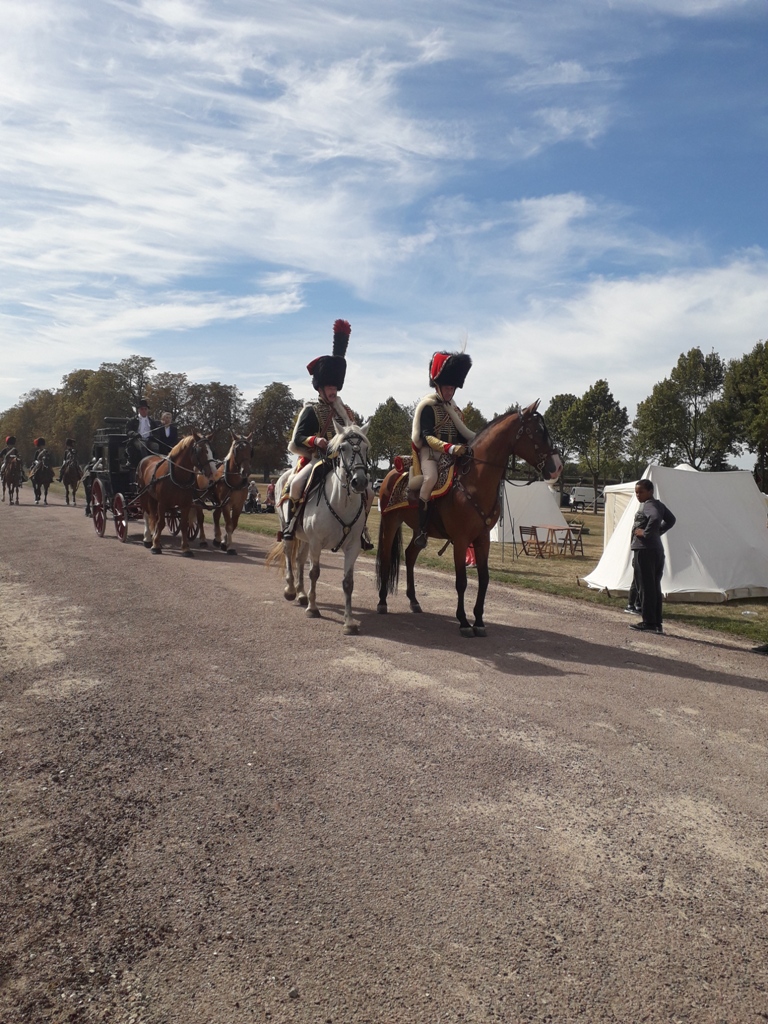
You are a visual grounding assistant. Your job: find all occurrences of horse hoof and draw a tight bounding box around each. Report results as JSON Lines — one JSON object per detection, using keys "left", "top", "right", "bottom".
{"left": 473, "top": 626, "right": 487, "bottom": 637}
{"left": 306, "top": 608, "right": 321, "bottom": 618}
{"left": 143, "top": 541, "right": 153, "bottom": 548}
{"left": 343, "top": 624, "right": 359, "bottom": 636}
{"left": 284, "top": 592, "right": 296, "bottom": 602}
{"left": 460, "top": 626, "right": 475, "bottom": 638}
{"left": 377, "top": 603, "right": 388, "bottom": 615}
{"left": 298, "top": 595, "right": 309, "bottom": 607}
{"left": 226, "top": 548, "right": 237, "bottom": 556}
{"left": 410, "top": 602, "right": 423, "bottom": 614}
{"left": 35, "top": 500, "right": 40, "bottom": 505}
{"left": 213, "top": 540, "right": 221, "bottom": 548}
{"left": 198, "top": 541, "right": 208, "bottom": 548}
{"left": 151, "top": 547, "right": 162, "bottom": 555}
{"left": 182, "top": 550, "right": 194, "bottom": 558}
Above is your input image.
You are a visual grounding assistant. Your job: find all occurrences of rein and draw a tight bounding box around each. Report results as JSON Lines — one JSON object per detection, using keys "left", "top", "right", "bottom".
{"left": 148, "top": 440, "right": 212, "bottom": 492}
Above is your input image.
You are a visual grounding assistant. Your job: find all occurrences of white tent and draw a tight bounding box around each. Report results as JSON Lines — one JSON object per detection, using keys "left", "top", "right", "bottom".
{"left": 602, "top": 465, "right": 698, "bottom": 546}
{"left": 491, "top": 481, "right": 568, "bottom": 544}
{"left": 583, "top": 465, "right": 768, "bottom": 603}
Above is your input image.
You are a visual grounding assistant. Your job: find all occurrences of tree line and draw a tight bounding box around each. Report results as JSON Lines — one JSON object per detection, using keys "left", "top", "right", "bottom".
{"left": 2, "top": 342, "right": 767, "bottom": 489}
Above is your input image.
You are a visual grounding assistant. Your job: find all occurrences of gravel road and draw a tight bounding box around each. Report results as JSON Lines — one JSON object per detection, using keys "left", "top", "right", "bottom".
{"left": 1, "top": 496, "right": 767, "bottom": 1024}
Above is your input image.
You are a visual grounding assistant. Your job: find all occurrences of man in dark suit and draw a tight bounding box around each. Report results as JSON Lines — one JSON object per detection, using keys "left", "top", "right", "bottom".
{"left": 125, "top": 399, "right": 160, "bottom": 468}
{"left": 153, "top": 411, "right": 179, "bottom": 455}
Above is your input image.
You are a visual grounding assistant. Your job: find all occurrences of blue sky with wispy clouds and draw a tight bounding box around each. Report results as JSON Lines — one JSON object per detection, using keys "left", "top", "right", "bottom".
{"left": 2, "top": 0, "right": 767, "bottom": 427}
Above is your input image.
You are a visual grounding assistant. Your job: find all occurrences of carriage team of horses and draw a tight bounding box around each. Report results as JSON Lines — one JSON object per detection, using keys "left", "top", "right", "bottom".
{"left": 1, "top": 404, "right": 562, "bottom": 637}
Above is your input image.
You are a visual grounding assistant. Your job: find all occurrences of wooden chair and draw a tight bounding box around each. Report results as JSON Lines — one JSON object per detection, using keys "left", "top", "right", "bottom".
{"left": 519, "top": 525, "right": 545, "bottom": 557}
{"left": 562, "top": 524, "right": 584, "bottom": 556}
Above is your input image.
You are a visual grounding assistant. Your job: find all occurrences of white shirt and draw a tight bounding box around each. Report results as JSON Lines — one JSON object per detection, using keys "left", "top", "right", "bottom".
{"left": 137, "top": 414, "right": 152, "bottom": 440}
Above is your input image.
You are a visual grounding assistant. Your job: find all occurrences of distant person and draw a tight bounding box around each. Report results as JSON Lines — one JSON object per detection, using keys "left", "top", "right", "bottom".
{"left": 629, "top": 479, "right": 676, "bottom": 635}
{"left": 125, "top": 399, "right": 160, "bottom": 468}
{"left": 154, "top": 411, "right": 179, "bottom": 455}
{"left": 57, "top": 438, "right": 78, "bottom": 482}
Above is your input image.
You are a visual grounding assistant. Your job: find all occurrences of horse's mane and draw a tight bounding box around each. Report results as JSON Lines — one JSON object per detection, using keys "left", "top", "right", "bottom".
{"left": 470, "top": 407, "right": 522, "bottom": 447}
{"left": 168, "top": 433, "right": 197, "bottom": 459}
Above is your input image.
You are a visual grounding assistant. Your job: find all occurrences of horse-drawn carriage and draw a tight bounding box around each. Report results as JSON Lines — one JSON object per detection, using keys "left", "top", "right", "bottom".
{"left": 86, "top": 418, "right": 201, "bottom": 544}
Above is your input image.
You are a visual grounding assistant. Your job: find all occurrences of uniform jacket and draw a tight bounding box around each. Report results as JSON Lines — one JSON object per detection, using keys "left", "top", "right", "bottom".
{"left": 288, "top": 397, "right": 354, "bottom": 460}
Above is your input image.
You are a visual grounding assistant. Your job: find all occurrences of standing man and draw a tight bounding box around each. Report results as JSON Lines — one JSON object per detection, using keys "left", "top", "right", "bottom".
{"left": 282, "top": 319, "right": 373, "bottom": 547}
{"left": 629, "top": 478, "right": 676, "bottom": 635}
{"left": 125, "top": 399, "right": 160, "bottom": 468}
{"left": 411, "top": 350, "right": 476, "bottom": 549}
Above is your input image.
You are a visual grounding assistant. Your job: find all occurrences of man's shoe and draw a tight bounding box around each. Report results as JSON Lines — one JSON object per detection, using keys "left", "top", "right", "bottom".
{"left": 414, "top": 499, "right": 430, "bottom": 550}
{"left": 654, "top": 626, "right": 664, "bottom": 635}
{"left": 630, "top": 622, "right": 654, "bottom": 631}
{"left": 623, "top": 604, "right": 640, "bottom": 614}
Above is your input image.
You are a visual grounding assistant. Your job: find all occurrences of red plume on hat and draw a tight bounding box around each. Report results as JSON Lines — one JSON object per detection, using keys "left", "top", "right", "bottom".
{"left": 5, "top": 436, "right": 15, "bottom": 444}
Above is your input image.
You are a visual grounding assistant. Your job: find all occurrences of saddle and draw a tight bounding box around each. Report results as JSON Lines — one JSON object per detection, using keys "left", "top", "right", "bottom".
{"left": 279, "top": 459, "right": 334, "bottom": 511}
{"left": 381, "top": 452, "right": 456, "bottom": 515}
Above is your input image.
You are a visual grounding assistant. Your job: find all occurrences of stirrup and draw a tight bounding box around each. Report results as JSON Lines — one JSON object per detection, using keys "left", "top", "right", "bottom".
{"left": 361, "top": 526, "right": 374, "bottom": 551}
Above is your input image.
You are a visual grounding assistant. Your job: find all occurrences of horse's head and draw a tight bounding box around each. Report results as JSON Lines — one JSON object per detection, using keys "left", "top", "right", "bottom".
{"left": 328, "top": 422, "right": 370, "bottom": 495}
{"left": 227, "top": 431, "right": 254, "bottom": 475}
{"left": 189, "top": 431, "right": 217, "bottom": 480}
{"left": 515, "top": 401, "right": 563, "bottom": 481}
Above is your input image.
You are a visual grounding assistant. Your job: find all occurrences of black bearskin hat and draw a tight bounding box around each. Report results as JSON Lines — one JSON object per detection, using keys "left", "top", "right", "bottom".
{"left": 5, "top": 435, "right": 16, "bottom": 444}
{"left": 306, "top": 319, "right": 351, "bottom": 392}
{"left": 34, "top": 437, "right": 46, "bottom": 447}
{"left": 65, "top": 438, "right": 75, "bottom": 446}
{"left": 429, "top": 351, "right": 472, "bottom": 389}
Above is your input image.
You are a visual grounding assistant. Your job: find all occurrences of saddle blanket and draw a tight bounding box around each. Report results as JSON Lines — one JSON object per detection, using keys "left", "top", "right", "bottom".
{"left": 381, "top": 453, "right": 455, "bottom": 515}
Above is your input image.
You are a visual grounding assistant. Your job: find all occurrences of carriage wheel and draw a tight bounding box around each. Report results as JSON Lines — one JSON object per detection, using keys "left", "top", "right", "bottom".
{"left": 113, "top": 492, "right": 129, "bottom": 542}
{"left": 91, "top": 479, "right": 107, "bottom": 537}
{"left": 165, "top": 508, "right": 181, "bottom": 536}
{"left": 188, "top": 510, "right": 201, "bottom": 541}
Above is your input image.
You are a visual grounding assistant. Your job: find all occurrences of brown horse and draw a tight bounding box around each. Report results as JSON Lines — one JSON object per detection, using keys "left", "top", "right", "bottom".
{"left": 1, "top": 454, "right": 22, "bottom": 505}
{"left": 375, "top": 401, "right": 562, "bottom": 637}
{"left": 194, "top": 431, "right": 254, "bottom": 555}
{"left": 136, "top": 432, "right": 216, "bottom": 556}
{"left": 61, "top": 460, "right": 83, "bottom": 505}
{"left": 30, "top": 453, "right": 54, "bottom": 506}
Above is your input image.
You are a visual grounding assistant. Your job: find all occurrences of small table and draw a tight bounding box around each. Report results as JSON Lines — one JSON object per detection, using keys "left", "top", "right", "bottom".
{"left": 541, "top": 526, "right": 572, "bottom": 556}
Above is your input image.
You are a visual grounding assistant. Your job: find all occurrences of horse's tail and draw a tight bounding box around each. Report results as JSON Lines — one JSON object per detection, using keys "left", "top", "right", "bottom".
{"left": 375, "top": 519, "right": 402, "bottom": 595}
{"left": 266, "top": 538, "right": 297, "bottom": 570}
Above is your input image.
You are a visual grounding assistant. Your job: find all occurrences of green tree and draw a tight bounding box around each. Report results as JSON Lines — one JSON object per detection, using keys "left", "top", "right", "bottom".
{"left": 633, "top": 347, "right": 731, "bottom": 469}
{"left": 368, "top": 397, "right": 413, "bottom": 471}
{"left": 101, "top": 355, "right": 156, "bottom": 410}
{"left": 245, "top": 382, "right": 302, "bottom": 481}
{"left": 461, "top": 401, "right": 488, "bottom": 435}
{"left": 719, "top": 340, "right": 768, "bottom": 489}
{"left": 147, "top": 372, "right": 190, "bottom": 422}
{"left": 184, "top": 382, "right": 244, "bottom": 458}
{"left": 566, "top": 380, "right": 628, "bottom": 496}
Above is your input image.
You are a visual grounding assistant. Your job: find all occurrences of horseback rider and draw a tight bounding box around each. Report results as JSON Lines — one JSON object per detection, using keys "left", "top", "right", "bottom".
{"left": 57, "top": 438, "right": 78, "bottom": 482}
{"left": 28, "top": 437, "right": 51, "bottom": 479}
{"left": 125, "top": 399, "right": 160, "bottom": 469}
{"left": 0, "top": 435, "right": 18, "bottom": 476}
{"left": 411, "top": 350, "right": 476, "bottom": 549}
{"left": 282, "top": 319, "right": 373, "bottom": 548}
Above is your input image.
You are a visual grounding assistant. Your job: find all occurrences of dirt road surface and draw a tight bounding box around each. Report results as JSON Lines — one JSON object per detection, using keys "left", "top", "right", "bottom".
{"left": 2, "top": 496, "right": 767, "bottom": 1024}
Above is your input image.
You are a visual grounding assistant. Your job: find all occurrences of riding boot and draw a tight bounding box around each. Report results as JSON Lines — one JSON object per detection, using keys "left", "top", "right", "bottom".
{"left": 360, "top": 526, "right": 374, "bottom": 551}
{"left": 280, "top": 499, "right": 297, "bottom": 541}
{"left": 414, "top": 499, "right": 430, "bottom": 550}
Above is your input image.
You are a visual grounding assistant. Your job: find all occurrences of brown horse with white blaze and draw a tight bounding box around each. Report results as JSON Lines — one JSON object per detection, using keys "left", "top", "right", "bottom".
{"left": 137, "top": 432, "right": 216, "bottom": 556}
{"left": 194, "top": 431, "right": 254, "bottom": 555}
{"left": 375, "top": 401, "right": 562, "bottom": 637}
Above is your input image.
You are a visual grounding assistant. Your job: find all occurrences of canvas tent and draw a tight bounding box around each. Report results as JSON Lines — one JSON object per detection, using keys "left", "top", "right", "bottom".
{"left": 603, "top": 465, "right": 698, "bottom": 546}
{"left": 583, "top": 465, "right": 768, "bottom": 603}
{"left": 491, "top": 481, "right": 568, "bottom": 545}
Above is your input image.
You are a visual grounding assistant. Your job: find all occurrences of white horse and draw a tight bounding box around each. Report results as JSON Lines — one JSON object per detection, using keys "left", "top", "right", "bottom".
{"left": 271, "top": 424, "right": 371, "bottom": 635}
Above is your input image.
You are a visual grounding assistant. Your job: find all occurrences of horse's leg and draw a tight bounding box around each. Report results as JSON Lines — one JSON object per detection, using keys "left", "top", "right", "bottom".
{"left": 471, "top": 533, "right": 491, "bottom": 637}
{"left": 178, "top": 500, "right": 193, "bottom": 557}
{"left": 143, "top": 509, "right": 153, "bottom": 547}
{"left": 295, "top": 540, "right": 309, "bottom": 607}
{"left": 453, "top": 541, "right": 474, "bottom": 637}
{"left": 306, "top": 542, "right": 321, "bottom": 619}
{"left": 148, "top": 498, "right": 164, "bottom": 553}
{"left": 224, "top": 501, "right": 241, "bottom": 555}
{"left": 282, "top": 539, "right": 298, "bottom": 601}
{"left": 196, "top": 507, "right": 208, "bottom": 548}
{"left": 212, "top": 507, "right": 222, "bottom": 548}
{"left": 405, "top": 537, "right": 423, "bottom": 613}
{"left": 342, "top": 547, "right": 359, "bottom": 635}
{"left": 65, "top": 483, "right": 70, "bottom": 505}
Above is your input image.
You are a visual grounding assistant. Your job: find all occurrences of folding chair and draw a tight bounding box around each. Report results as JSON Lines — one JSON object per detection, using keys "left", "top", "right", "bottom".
{"left": 562, "top": 524, "right": 584, "bottom": 556}
{"left": 519, "top": 525, "right": 545, "bottom": 557}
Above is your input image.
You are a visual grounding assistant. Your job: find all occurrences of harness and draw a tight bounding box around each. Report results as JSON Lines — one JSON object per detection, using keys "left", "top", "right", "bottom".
{"left": 145, "top": 438, "right": 212, "bottom": 494}
{"left": 312, "top": 431, "right": 370, "bottom": 552}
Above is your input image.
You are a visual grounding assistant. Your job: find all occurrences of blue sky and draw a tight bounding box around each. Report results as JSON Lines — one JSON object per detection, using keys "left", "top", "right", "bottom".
{"left": 2, "top": 0, "right": 767, "bottom": 433}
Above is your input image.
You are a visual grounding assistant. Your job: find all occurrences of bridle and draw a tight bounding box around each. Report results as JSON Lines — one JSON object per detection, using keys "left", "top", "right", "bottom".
{"left": 459, "top": 411, "right": 557, "bottom": 478}
{"left": 151, "top": 437, "right": 214, "bottom": 490}
{"left": 221, "top": 436, "right": 251, "bottom": 491}
{"left": 321, "top": 431, "right": 370, "bottom": 551}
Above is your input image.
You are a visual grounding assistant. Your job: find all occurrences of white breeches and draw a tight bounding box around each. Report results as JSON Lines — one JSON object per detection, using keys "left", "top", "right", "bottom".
{"left": 418, "top": 457, "right": 439, "bottom": 503}
{"left": 289, "top": 461, "right": 314, "bottom": 501}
